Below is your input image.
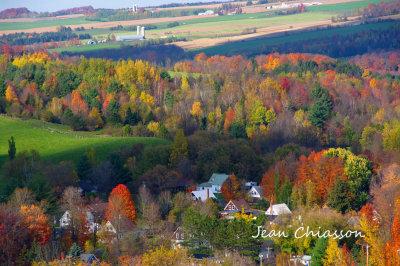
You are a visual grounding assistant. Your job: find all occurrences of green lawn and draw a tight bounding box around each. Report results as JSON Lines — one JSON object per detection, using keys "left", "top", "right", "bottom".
{"left": 0, "top": 17, "right": 92, "bottom": 31}
{"left": 0, "top": 116, "right": 170, "bottom": 166}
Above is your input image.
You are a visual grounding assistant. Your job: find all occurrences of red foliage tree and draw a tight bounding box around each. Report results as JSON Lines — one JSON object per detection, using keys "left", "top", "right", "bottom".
{"left": 107, "top": 184, "right": 136, "bottom": 224}
{"left": 221, "top": 173, "right": 242, "bottom": 201}
{"left": 281, "top": 77, "right": 291, "bottom": 91}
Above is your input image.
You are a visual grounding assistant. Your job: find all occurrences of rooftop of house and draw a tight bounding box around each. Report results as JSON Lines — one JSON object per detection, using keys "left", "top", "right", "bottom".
{"left": 266, "top": 203, "right": 292, "bottom": 216}
{"left": 198, "top": 173, "right": 229, "bottom": 187}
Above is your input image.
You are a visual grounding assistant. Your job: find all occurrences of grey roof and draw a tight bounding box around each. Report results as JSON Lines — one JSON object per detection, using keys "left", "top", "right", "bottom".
{"left": 198, "top": 173, "right": 229, "bottom": 188}
{"left": 116, "top": 35, "right": 144, "bottom": 41}
{"left": 81, "top": 254, "right": 97, "bottom": 263}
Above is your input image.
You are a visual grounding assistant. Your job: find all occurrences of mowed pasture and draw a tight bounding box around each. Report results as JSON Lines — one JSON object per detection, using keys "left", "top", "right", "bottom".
{"left": 0, "top": 116, "right": 170, "bottom": 166}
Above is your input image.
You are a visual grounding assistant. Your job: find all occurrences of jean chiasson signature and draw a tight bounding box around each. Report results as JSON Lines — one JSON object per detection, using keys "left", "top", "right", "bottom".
{"left": 252, "top": 225, "right": 365, "bottom": 239}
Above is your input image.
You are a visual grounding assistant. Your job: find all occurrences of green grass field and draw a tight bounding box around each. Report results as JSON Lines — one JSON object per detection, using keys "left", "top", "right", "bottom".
{"left": 0, "top": 116, "right": 170, "bottom": 166}
{"left": 193, "top": 20, "right": 396, "bottom": 56}
{"left": 306, "top": 0, "right": 397, "bottom": 13}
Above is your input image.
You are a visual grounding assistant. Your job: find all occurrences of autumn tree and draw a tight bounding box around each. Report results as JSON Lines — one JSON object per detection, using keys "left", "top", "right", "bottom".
{"left": 322, "top": 238, "right": 344, "bottom": 266}
{"left": 169, "top": 129, "right": 188, "bottom": 167}
{"left": 223, "top": 107, "right": 235, "bottom": 134}
{"left": 60, "top": 186, "right": 89, "bottom": 248}
{"left": 221, "top": 173, "right": 242, "bottom": 201}
{"left": 20, "top": 204, "right": 51, "bottom": 245}
{"left": 142, "top": 246, "right": 192, "bottom": 266}
{"left": 5, "top": 85, "right": 18, "bottom": 103}
{"left": 87, "top": 107, "right": 103, "bottom": 130}
{"left": 359, "top": 203, "right": 383, "bottom": 266}
{"left": 107, "top": 184, "right": 136, "bottom": 224}
{"left": 0, "top": 204, "right": 29, "bottom": 265}
{"left": 190, "top": 101, "right": 203, "bottom": 122}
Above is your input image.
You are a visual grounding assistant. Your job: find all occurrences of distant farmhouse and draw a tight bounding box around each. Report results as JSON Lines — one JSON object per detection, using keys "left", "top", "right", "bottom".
{"left": 116, "top": 26, "right": 145, "bottom": 41}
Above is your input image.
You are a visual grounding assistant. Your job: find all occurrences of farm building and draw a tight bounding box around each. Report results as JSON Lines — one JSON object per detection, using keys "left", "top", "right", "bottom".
{"left": 116, "top": 26, "right": 145, "bottom": 41}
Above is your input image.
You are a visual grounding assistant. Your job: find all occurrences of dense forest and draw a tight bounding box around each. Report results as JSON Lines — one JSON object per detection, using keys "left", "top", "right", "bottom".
{"left": 1, "top": 48, "right": 400, "bottom": 264}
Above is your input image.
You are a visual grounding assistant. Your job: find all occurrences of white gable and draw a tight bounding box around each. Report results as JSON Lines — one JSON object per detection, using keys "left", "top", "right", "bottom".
{"left": 191, "top": 190, "right": 216, "bottom": 202}
{"left": 266, "top": 203, "right": 292, "bottom": 216}
{"left": 248, "top": 186, "right": 262, "bottom": 198}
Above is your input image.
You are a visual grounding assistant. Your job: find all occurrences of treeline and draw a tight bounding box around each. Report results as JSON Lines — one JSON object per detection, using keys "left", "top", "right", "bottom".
{"left": 358, "top": 0, "right": 400, "bottom": 18}
{"left": 0, "top": 30, "right": 91, "bottom": 46}
{"left": 86, "top": 8, "right": 193, "bottom": 22}
{"left": 0, "top": 7, "right": 35, "bottom": 19}
{"left": 61, "top": 42, "right": 186, "bottom": 64}
{"left": 0, "top": 6, "right": 94, "bottom": 19}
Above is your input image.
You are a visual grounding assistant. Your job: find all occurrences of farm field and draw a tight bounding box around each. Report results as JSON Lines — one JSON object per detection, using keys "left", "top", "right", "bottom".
{"left": 193, "top": 19, "right": 396, "bottom": 55}
{"left": 0, "top": 17, "right": 91, "bottom": 31}
{"left": 0, "top": 0, "right": 394, "bottom": 34}
{"left": 0, "top": 116, "right": 170, "bottom": 166}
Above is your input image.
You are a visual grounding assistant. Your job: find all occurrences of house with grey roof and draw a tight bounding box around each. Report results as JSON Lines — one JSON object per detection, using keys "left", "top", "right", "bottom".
{"left": 248, "top": 186, "right": 265, "bottom": 199}
{"left": 196, "top": 173, "right": 229, "bottom": 194}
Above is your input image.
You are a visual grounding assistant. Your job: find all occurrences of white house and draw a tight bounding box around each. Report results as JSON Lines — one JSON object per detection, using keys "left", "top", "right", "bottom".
{"left": 196, "top": 173, "right": 229, "bottom": 194}
{"left": 265, "top": 203, "right": 292, "bottom": 216}
{"left": 171, "top": 227, "right": 194, "bottom": 249}
{"left": 191, "top": 189, "right": 216, "bottom": 202}
{"left": 60, "top": 210, "right": 99, "bottom": 233}
{"left": 103, "top": 218, "right": 135, "bottom": 240}
{"left": 248, "top": 186, "right": 265, "bottom": 199}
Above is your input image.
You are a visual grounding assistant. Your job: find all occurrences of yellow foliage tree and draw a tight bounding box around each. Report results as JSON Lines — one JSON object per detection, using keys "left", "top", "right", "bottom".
{"left": 142, "top": 246, "right": 192, "bottom": 266}
{"left": 139, "top": 91, "right": 155, "bottom": 106}
{"left": 323, "top": 238, "right": 345, "bottom": 266}
{"left": 190, "top": 101, "right": 203, "bottom": 121}
{"left": 88, "top": 107, "right": 104, "bottom": 130}
{"left": 5, "top": 85, "right": 19, "bottom": 103}
{"left": 147, "top": 121, "right": 160, "bottom": 136}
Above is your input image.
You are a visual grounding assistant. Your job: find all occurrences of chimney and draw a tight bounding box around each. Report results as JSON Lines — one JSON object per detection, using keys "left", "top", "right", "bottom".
{"left": 270, "top": 198, "right": 273, "bottom": 215}
{"left": 137, "top": 26, "right": 140, "bottom": 36}
{"left": 207, "top": 188, "right": 209, "bottom": 199}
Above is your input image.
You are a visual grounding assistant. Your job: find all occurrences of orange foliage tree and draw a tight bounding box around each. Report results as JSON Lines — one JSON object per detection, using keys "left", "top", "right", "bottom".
{"left": 20, "top": 205, "right": 51, "bottom": 245}
{"left": 223, "top": 107, "right": 235, "bottom": 134}
{"left": 107, "top": 184, "right": 136, "bottom": 224}
{"left": 221, "top": 173, "right": 242, "bottom": 201}
{"left": 296, "top": 151, "right": 346, "bottom": 205}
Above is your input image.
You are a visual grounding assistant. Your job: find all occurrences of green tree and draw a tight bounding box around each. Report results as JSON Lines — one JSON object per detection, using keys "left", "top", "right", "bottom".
{"left": 229, "top": 122, "right": 247, "bottom": 138}
{"left": 327, "top": 178, "right": 352, "bottom": 214}
{"left": 309, "top": 84, "right": 332, "bottom": 129}
{"left": 123, "top": 124, "right": 133, "bottom": 136}
{"left": 77, "top": 154, "right": 92, "bottom": 181}
{"left": 169, "top": 129, "right": 188, "bottom": 167}
{"left": 107, "top": 99, "right": 121, "bottom": 124}
{"left": 311, "top": 237, "right": 329, "bottom": 266}
{"left": 124, "top": 107, "right": 140, "bottom": 126}
{"left": 278, "top": 178, "right": 292, "bottom": 207}
{"left": 8, "top": 136, "right": 16, "bottom": 160}
{"left": 69, "top": 242, "right": 82, "bottom": 258}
